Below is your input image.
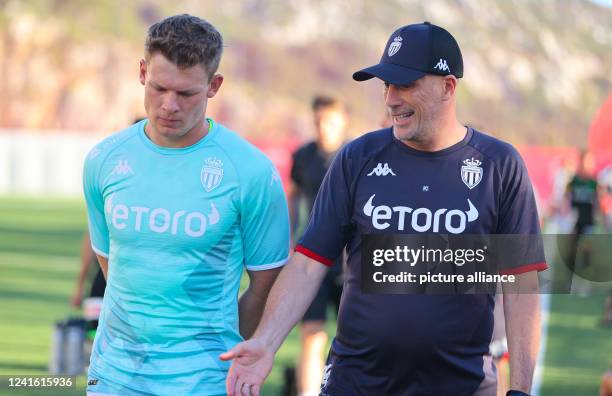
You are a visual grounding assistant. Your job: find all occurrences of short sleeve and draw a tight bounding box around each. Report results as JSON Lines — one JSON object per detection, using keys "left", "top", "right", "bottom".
{"left": 496, "top": 149, "right": 547, "bottom": 275}
{"left": 83, "top": 148, "right": 110, "bottom": 258}
{"left": 296, "top": 147, "right": 353, "bottom": 266}
{"left": 241, "top": 162, "right": 290, "bottom": 271}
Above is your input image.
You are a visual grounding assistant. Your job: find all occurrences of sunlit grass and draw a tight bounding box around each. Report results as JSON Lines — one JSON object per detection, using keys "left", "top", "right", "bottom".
{"left": 0, "top": 196, "right": 608, "bottom": 395}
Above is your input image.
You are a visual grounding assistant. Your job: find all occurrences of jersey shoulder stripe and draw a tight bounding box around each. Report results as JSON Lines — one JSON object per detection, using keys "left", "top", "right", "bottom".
{"left": 330, "top": 128, "right": 396, "bottom": 193}
{"left": 342, "top": 127, "right": 394, "bottom": 160}
{"left": 467, "top": 128, "right": 524, "bottom": 166}
{"left": 212, "top": 124, "right": 279, "bottom": 181}
{"left": 467, "top": 128, "right": 531, "bottom": 194}
{"left": 84, "top": 122, "right": 142, "bottom": 171}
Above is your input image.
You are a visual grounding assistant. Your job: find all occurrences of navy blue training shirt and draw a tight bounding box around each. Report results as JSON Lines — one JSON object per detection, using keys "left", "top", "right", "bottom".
{"left": 296, "top": 127, "right": 547, "bottom": 396}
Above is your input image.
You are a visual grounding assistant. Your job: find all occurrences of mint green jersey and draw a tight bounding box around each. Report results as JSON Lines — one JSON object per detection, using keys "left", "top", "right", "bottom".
{"left": 83, "top": 119, "right": 289, "bottom": 395}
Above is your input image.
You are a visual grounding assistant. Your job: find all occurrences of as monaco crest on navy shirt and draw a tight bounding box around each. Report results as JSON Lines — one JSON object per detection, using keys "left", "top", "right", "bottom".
{"left": 296, "top": 126, "right": 546, "bottom": 396}
{"left": 461, "top": 157, "right": 483, "bottom": 189}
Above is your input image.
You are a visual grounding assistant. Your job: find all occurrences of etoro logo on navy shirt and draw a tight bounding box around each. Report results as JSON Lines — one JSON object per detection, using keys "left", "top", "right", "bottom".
{"left": 363, "top": 194, "right": 478, "bottom": 234}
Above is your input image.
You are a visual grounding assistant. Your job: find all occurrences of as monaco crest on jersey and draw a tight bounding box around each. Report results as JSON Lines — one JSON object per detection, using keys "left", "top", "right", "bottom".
{"left": 461, "top": 158, "right": 483, "bottom": 189}
{"left": 201, "top": 157, "right": 224, "bottom": 192}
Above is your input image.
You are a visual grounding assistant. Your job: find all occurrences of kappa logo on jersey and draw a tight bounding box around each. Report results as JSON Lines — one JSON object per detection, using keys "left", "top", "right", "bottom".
{"left": 367, "top": 163, "right": 396, "bottom": 176}
{"left": 363, "top": 194, "right": 479, "bottom": 234}
{"left": 201, "top": 157, "right": 224, "bottom": 192}
{"left": 270, "top": 166, "right": 281, "bottom": 186}
{"left": 388, "top": 36, "right": 403, "bottom": 57}
{"left": 88, "top": 148, "right": 101, "bottom": 160}
{"left": 111, "top": 160, "right": 134, "bottom": 176}
{"left": 434, "top": 58, "right": 450, "bottom": 73}
{"left": 461, "top": 158, "right": 483, "bottom": 189}
{"left": 320, "top": 364, "right": 332, "bottom": 389}
{"left": 105, "top": 194, "right": 220, "bottom": 237}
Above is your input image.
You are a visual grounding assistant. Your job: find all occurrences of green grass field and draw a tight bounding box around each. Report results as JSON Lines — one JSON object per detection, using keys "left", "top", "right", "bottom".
{"left": 0, "top": 196, "right": 610, "bottom": 395}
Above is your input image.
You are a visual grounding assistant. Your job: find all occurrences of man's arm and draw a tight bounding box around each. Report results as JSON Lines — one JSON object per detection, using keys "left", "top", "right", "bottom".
{"left": 70, "top": 233, "right": 96, "bottom": 307}
{"left": 238, "top": 267, "right": 282, "bottom": 339}
{"left": 600, "top": 370, "right": 612, "bottom": 396}
{"left": 95, "top": 254, "right": 108, "bottom": 280}
{"left": 502, "top": 271, "right": 541, "bottom": 394}
{"left": 220, "top": 252, "right": 328, "bottom": 396}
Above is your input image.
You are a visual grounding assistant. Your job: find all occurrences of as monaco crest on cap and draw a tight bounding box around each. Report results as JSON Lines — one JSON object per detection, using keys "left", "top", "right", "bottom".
{"left": 388, "top": 36, "right": 403, "bottom": 57}
{"left": 201, "top": 157, "right": 224, "bottom": 192}
{"left": 461, "top": 158, "right": 483, "bottom": 189}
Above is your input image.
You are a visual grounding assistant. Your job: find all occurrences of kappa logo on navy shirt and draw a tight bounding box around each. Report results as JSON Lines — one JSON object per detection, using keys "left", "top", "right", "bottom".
{"left": 363, "top": 194, "right": 479, "bottom": 234}
{"left": 367, "top": 163, "right": 396, "bottom": 176}
{"left": 320, "top": 363, "right": 332, "bottom": 390}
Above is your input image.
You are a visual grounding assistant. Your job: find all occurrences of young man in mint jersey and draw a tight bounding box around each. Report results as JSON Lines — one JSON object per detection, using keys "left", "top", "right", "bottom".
{"left": 83, "top": 14, "right": 289, "bottom": 396}
{"left": 222, "top": 22, "right": 546, "bottom": 396}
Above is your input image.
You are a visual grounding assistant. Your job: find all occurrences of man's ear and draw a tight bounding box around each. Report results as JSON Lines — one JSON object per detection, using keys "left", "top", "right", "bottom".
{"left": 441, "top": 75, "right": 457, "bottom": 101}
{"left": 207, "top": 74, "right": 224, "bottom": 98}
{"left": 139, "top": 59, "right": 147, "bottom": 86}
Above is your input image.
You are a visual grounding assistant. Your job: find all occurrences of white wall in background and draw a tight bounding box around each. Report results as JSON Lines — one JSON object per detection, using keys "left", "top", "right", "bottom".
{"left": 0, "top": 131, "right": 103, "bottom": 197}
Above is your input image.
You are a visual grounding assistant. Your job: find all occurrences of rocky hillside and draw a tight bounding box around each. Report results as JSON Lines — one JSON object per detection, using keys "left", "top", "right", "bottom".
{"left": 1, "top": 0, "right": 610, "bottom": 146}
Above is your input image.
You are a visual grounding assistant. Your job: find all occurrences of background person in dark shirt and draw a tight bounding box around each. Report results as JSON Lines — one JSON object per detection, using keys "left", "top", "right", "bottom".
{"left": 565, "top": 150, "right": 599, "bottom": 289}
{"left": 288, "top": 96, "right": 348, "bottom": 396}
{"left": 567, "top": 151, "right": 598, "bottom": 235}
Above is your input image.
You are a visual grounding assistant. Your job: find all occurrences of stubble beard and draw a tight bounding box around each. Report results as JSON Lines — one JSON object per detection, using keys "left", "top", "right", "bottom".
{"left": 394, "top": 123, "right": 432, "bottom": 146}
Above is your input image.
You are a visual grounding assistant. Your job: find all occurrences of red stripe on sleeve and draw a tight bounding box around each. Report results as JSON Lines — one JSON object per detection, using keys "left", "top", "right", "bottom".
{"left": 499, "top": 262, "right": 548, "bottom": 276}
{"left": 295, "top": 245, "right": 334, "bottom": 267}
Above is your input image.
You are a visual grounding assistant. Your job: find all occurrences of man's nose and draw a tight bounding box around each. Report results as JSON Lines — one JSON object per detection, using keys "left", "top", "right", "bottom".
{"left": 161, "top": 92, "right": 179, "bottom": 113}
{"left": 385, "top": 84, "right": 402, "bottom": 107}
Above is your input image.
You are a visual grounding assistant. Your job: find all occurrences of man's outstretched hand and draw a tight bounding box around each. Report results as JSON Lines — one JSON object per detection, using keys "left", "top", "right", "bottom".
{"left": 220, "top": 338, "right": 275, "bottom": 396}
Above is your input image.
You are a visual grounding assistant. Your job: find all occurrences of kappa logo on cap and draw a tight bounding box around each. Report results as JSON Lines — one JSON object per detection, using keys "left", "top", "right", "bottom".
{"left": 434, "top": 58, "right": 450, "bottom": 73}
{"left": 353, "top": 22, "right": 463, "bottom": 83}
{"left": 388, "top": 36, "right": 403, "bottom": 57}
